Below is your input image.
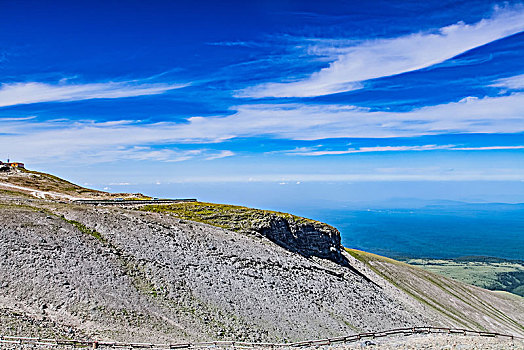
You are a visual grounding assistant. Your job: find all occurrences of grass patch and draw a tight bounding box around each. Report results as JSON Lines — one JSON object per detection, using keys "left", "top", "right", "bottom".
{"left": 404, "top": 258, "right": 524, "bottom": 297}
{"left": 61, "top": 217, "right": 106, "bottom": 243}
{"left": 59, "top": 215, "right": 167, "bottom": 302}
{"left": 0, "top": 188, "right": 33, "bottom": 198}
{"left": 141, "top": 201, "right": 331, "bottom": 233}
{"left": 346, "top": 248, "right": 484, "bottom": 329}
{"left": 348, "top": 248, "right": 524, "bottom": 332}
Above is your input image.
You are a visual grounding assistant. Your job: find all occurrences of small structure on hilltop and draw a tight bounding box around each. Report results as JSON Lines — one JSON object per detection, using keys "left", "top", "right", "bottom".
{"left": 7, "top": 162, "right": 25, "bottom": 168}
{"left": 0, "top": 160, "right": 25, "bottom": 171}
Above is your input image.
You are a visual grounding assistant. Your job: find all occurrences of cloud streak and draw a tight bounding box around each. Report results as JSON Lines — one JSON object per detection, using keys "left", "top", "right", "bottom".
{"left": 2, "top": 91, "right": 524, "bottom": 164}
{"left": 187, "top": 92, "right": 524, "bottom": 140}
{"left": 237, "top": 6, "right": 524, "bottom": 98}
{"left": 284, "top": 145, "right": 524, "bottom": 156}
{"left": 0, "top": 80, "right": 189, "bottom": 107}
{"left": 491, "top": 73, "right": 524, "bottom": 90}
{"left": 145, "top": 172, "right": 524, "bottom": 183}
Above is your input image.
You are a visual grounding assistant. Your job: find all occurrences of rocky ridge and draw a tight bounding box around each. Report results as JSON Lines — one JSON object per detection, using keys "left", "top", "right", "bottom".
{"left": 141, "top": 202, "right": 345, "bottom": 264}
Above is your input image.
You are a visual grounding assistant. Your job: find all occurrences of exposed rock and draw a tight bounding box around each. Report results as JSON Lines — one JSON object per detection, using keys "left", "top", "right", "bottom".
{"left": 141, "top": 202, "right": 344, "bottom": 264}
{"left": 248, "top": 212, "right": 343, "bottom": 263}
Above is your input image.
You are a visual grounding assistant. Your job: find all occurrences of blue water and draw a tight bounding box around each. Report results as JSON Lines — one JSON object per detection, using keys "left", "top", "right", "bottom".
{"left": 100, "top": 182, "right": 524, "bottom": 261}
{"left": 308, "top": 204, "right": 524, "bottom": 260}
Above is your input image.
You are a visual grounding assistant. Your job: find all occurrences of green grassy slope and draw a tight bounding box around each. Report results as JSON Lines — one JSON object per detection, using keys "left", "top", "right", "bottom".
{"left": 346, "top": 248, "right": 524, "bottom": 335}
{"left": 404, "top": 257, "right": 524, "bottom": 297}
{"left": 0, "top": 168, "right": 145, "bottom": 199}
{"left": 141, "top": 201, "right": 333, "bottom": 232}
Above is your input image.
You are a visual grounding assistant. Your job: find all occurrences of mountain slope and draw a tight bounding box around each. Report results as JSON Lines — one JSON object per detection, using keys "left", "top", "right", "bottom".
{"left": 0, "top": 168, "right": 144, "bottom": 200}
{"left": 0, "top": 169, "right": 523, "bottom": 343}
{"left": 345, "top": 249, "right": 524, "bottom": 335}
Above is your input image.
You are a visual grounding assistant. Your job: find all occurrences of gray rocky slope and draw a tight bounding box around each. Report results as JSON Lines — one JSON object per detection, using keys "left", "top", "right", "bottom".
{"left": 0, "top": 185, "right": 523, "bottom": 343}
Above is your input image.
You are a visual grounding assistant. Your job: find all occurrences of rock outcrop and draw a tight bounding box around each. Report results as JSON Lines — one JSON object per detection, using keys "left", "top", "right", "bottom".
{"left": 142, "top": 202, "right": 344, "bottom": 264}
{"left": 249, "top": 213, "right": 343, "bottom": 263}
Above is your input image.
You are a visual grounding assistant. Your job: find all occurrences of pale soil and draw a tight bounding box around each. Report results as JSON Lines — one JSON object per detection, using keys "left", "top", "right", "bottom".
{"left": 321, "top": 334, "right": 524, "bottom": 349}
{"left": 0, "top": 182, "right": 85, "bottom": 201}
{"left": 0, "top": 334, "right": 522, "bottom": 349}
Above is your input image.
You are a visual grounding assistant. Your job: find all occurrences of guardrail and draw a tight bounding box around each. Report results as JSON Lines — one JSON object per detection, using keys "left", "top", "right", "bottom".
{"left": 0, "top": 327, "right": 521, "bottom": 349}
{"left": 72, "top": 199, "right": 197, "bottom": 205}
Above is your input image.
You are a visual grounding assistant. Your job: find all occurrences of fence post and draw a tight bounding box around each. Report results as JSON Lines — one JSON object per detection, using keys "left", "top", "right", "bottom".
{"left": 92, "top": 340, "right": 98, "bottom": 349}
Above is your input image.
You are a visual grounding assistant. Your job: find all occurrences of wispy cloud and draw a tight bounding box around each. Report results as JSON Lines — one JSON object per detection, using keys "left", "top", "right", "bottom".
{"left": 286, "top": 145, "right": 452, "bottom": 155}
{"left": 491, "top": 73, "right": 524, "bottom": 90}
{"left": 0, "top": 80, "right": 189, "bottom": 107}
{"left": 3, "top": 91, "right": 524, "bottom": 164}
{"left": 148, "top": 172, "right": 524, "bottom": 183}
{"left": 104, "top": 147, "right": 203, "bottom": 162}
{"left": 451, "top": 146, "right": 524, "bottom": 151}
{"left": 0, "top": 117, "right": 234, "bottom": 164}
{"left": 284, "top": 144, "right": 524, "bottom": 156}
{"left": 187, "top": 92, "right": 524, "bottom": 140}
{"left": 207, "top": 41, "right": 267, "bottom": 48}
{"left": 205, "top": 150, "right": 235, "bottom": 160}
{"left": 237, "top": 6, "right": 524, "bottom": 98}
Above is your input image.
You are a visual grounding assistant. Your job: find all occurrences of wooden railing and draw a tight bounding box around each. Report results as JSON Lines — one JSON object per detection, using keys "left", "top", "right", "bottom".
{"left": 0, "top": 327, "right": 522, "bottom": 349}
{"left": 72, "top": 199, "right": 197, "bottom": 205}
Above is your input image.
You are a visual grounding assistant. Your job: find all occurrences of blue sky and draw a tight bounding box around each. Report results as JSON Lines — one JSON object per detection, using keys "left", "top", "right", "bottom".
{"left": 1, "top": 0, "right": 524, "bottom": 206}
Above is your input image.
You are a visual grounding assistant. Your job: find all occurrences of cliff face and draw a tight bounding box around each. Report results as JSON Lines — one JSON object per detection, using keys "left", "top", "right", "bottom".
{"left": 250, "top": 213, "right": 343, "bottom": 263}
{"left": 141, "top": 202, "right": 343, "bottom": 264}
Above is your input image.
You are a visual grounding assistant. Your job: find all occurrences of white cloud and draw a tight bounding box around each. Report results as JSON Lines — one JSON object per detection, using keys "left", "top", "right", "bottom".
{"left": 451, "top": 146, "right": 524, "bottom": 151}
{"left": 186, "top": 92, "right": 524, "bottom": 140}
{"left": 205, "top": 150, "right": 235, "bottom": 160}
{"left": 109, "top": 147, "right": 203, "bottom": 162}
{"left": 2, "top": 92, "right": 524, "bottom": 164}
{"left": 0, "top": 80, "right": 189, "bottom": 107}
{"left": 491, "top": 73, "right": 524, "bottom": 90}
{"left": 0, "top": 116, "right": 37, "bottom": 122}
{"left": 237, "top": 6, "right": 524, "bottom": 97}
{"left": 287, "top": 145, "right": 453, "bottom": 155}
{"left": 0, "top": 120, "right": 234, "bottom": 164}
{"left": 148, "top": 172, "right": 524, "bottom": 183}
{"left": 284, "top": 144, "right": 524, "bottom": 156}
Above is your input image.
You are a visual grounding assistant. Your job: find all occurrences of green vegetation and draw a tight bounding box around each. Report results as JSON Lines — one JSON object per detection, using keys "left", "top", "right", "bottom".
{"left": 403, "top": 257, "right": 524, "bottom": 297}
{"left": 141, "top": 201, "right": 329, "bottom": 233}
{"left": 17, "top": 169, "right": 96, "bottom": 194}
{"left": 346, "top": 248, "right": 524, "bottom": 332}
{"left": 1, "top": 168, "right": 147, "bottom": 199}
{"left": 0, "top": 203, "right": 39, "bottom": 211}
{"left": 0, "top": 188, "right": 32, "bottom": 198}
{"left": 60, "top": 215, "right": 166, "bottom": 301}
{"left": 61, "top": 217, "right": 106, "bottom": 243}
{"left": 344, "top": 248, "right": 470, "bottom": 326}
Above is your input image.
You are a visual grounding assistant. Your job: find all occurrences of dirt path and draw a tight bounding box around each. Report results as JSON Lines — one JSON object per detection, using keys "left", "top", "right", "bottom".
{"left": 0, "top": 182, "right": 84, "bottom": 201}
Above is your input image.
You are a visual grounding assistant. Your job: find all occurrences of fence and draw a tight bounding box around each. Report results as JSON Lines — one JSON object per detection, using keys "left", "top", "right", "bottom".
{"left": 72, "top": 199, "right": 197, "bottom": 205}
{"left": 0, "top": 327, "right": 522, "bottom": 349}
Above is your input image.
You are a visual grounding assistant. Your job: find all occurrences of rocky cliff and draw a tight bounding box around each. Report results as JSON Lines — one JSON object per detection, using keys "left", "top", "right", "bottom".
{"left": 141, "top": 202, "right": 344, "bottom": 264}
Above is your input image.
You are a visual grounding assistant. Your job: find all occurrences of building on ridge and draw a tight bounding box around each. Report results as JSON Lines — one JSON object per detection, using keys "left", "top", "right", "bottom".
{"left": 0, "top": 160, "right": 25, "bottom": 169}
